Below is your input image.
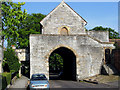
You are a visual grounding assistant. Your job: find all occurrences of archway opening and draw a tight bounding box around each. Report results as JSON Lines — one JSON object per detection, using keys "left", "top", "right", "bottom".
{"left": 49, "top": 47, "right": 76, "bottom": 81}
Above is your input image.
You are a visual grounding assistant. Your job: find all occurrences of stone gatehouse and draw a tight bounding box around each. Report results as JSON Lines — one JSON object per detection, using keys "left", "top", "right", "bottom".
{"left": 30, "top": 1, "right": 115, "bottom": 80}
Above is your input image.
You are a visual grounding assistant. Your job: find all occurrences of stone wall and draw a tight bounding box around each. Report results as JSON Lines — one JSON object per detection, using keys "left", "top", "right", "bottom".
{"left": 15, "top": 49, "right": 30, "bottom": 61}
{"left": 41, "top": 2, "right": 87, "bottom": 35}
{"left": 112, "top": 49, "right": 120, "bottom": 73}
{"left": 30, "top": 34, "right": 104, "bottom": 80}
{"left": 30, "top": 1, "right": 114, "bottom": 81}
{"left": 88, "top": 31, "right": 109, "bottom": 42}
{"left": 15, "top": 49, "right": 26, "bottom": 61}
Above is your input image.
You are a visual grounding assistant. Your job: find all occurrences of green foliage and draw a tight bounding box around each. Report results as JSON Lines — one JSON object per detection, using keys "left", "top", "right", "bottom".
{"left": 1, "top": 2, "right": 27, "bottom": 48}
{"left": 17, "top": 13, "right": 46, "bottom": 49}
{"left": 10, "top": 70, "right": 15, "bottom": 74}
{"left": 2, "top": 1, "right": 46, "bottom": 49}
{"left": 0, "top": 2, "right": 2, "bottom": 46}
{"left": 89, "top": 26, "right": 120, "bottom": 39}
{"left": 49, "top": 53, "right": 63, "bottom": 71}
{"left": 3, "top": 48, "right": 20, "bottom": 72}
{"left": 2, "top": 72, "right": 11, "bottom": 90}
{"left": 16, "top": 73, "right": 19, "bottom": 78}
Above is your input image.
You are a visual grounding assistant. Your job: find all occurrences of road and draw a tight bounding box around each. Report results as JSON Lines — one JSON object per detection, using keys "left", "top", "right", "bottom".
{"left": 9, "top": 76, "right": 119, "bottom": 89}
{"left": 49, "top": 80, "right": 118, "bottom": 88}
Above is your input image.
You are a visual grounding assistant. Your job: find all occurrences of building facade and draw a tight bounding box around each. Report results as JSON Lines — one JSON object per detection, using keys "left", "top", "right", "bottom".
{"left": 30, "top": 1, "right": 115, "bottom": 80}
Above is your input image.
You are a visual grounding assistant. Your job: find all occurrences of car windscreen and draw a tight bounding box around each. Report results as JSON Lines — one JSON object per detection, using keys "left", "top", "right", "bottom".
{"left": 31, "top": 74, "right": 47, "bottom": 80}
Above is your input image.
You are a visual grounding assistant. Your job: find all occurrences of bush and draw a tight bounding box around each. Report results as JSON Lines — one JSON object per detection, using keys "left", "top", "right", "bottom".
{"left": 10, "top": 70, "right": 15, "bottom": 74}
{"left": 10, "top": 70, "right": 16, "bottom": 79}
{"left": 3, "top": 48, "right": 20, "bottom": 72}
{"left": 2, "top": 72, "right": 11, "bottom": 90}
{"left": 16, "top": 73, "right": 19, "bottom": 78}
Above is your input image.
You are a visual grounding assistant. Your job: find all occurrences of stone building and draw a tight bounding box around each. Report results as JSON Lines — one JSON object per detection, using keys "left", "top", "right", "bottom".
{"left": 109, "top": 39, "right": 120, "bottom": 73}
{"left": 30, "top": 1, "right": 115, "bottom": 80}
{"left": 14, "top": 48, "right": 30, "bottom": 77}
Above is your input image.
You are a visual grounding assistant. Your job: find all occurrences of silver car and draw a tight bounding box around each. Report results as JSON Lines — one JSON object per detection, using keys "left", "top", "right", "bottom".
{"left": 29, "top": 74, "right": 49, "bottom": 89}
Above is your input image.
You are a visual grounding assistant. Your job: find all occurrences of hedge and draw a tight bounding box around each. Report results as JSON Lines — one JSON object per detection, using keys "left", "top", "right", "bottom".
{"left": 2, "top": 72, "right": 11, "bottom": 90}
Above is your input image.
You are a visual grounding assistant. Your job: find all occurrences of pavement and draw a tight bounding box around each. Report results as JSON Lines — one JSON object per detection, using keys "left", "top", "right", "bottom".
{"left": 10, "top": 76, "right": 28, "bottom": 89}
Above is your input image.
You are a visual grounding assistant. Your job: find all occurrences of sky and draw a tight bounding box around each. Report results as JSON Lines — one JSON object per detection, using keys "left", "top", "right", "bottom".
{"left": 12, "top": 0, "right": 120, "bottom": 2}
{"left": 18, "top": 1, "right": 118, "bottom": 32}
{"left": 3, "top": 0, "right": 119, "bottom": 47}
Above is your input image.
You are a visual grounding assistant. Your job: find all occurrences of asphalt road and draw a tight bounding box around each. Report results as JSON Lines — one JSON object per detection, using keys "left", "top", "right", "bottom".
{"left": 9, "top": 76, "right": 119, "bottom": 89}
{"left": 49, "top": 80, "right": 119, "bottom": 88}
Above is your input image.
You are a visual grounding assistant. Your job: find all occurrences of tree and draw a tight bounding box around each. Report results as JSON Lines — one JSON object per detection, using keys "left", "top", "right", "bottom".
{"left": 3, "top": 48, "right": 20, "bottom": 72}
{"left": 0, "top": 2, "right": 2, "bottom": 47}
{"left": 0, "top": 2, "right": 3, "bottom": 74}
{"left": 2, "top": 2, "right": 46, "bottom": 49}
{"left": 89, "top": 26, "right": 120, "bottom": 39}
{"left": 1, "top": 2, "right": 27, "bottom": 48}
{"left": 49, "top": 53, "right": 63, "bottom": 72}
{"left": 17, "top": 13, "right": 46, "bottom": 49}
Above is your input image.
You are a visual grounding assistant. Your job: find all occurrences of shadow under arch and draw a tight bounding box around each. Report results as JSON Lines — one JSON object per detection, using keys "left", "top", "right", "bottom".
{"left": 48, "top": 46, "right": 77, "bottom": 81}
{"left": 46, "top": 45, "right": 78, "bottom": 59}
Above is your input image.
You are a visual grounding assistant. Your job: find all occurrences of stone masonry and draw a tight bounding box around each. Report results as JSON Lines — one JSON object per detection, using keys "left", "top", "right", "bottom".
{"left": 30, "top": 1, "right": 115, "bottom": 80}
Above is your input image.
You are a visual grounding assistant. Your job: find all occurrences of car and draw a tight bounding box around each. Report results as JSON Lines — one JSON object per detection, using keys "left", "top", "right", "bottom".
{"left": 29, "top": 74, "right": 49, "bottom": 89}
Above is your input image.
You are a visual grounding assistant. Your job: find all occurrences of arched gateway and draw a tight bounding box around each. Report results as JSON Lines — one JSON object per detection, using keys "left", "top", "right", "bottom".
{"left": 49, "top": 47, "right": 76, "bottom": 80}
{"left": 30, "top": 1, "right": 115, "bottom": 81}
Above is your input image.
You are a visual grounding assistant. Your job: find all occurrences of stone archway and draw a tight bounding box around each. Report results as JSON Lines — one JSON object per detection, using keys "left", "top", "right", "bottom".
{"left": 48, "top": 47, "right": 77, "bottom": 81}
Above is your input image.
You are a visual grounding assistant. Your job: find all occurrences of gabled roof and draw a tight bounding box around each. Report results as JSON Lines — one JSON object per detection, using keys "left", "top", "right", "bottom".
{"left": 40, "top": 1, "right": 87, "bottom": 26}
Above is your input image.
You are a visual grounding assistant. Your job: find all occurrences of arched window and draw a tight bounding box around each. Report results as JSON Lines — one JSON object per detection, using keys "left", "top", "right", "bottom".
{"left": 60, "top": 27, "right": 68, "bottom": 35}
